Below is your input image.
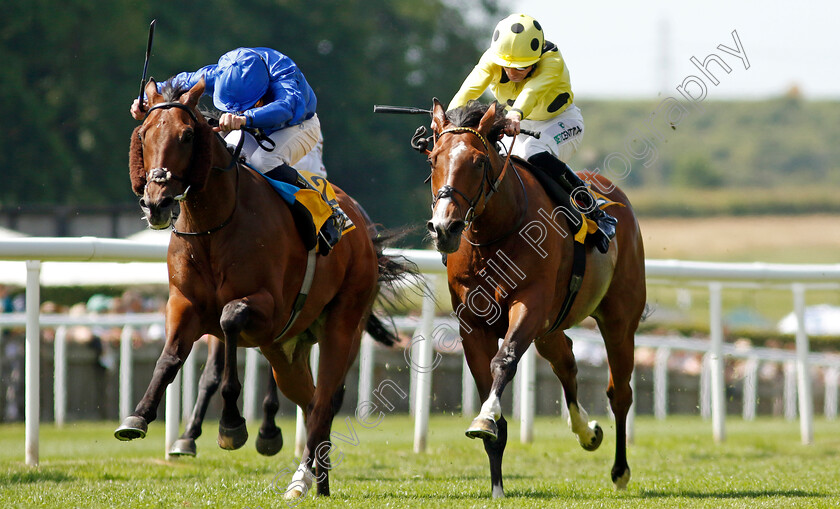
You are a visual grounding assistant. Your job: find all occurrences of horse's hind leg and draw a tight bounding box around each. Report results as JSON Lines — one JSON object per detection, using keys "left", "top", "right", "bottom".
{"left": 535, "top": 331, "right": 603, "bottom": 451}
{"left": 255, "top": 368, "right": 283, "bottom": 456}
{"left": 170, "top": 335, "right": 224, "bottom": 456}
{"left": 595, "top": 314, "right": 637, "bottom": 490}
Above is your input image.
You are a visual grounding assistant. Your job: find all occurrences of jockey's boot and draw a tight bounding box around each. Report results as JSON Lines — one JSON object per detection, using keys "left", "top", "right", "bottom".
{"left": 264, "top": 163, "right": 307, "bottom": 188}
{"left": 528, "top": 151, "right": 617, "bottom": 254}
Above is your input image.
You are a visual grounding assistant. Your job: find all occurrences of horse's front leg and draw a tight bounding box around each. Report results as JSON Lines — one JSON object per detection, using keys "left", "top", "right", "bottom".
{"left": 169, "top": 335, "right": 223, "bottom": 456}
{"left": 255, "top": 368, "right": 283, "bottom": 456}
{"left": 468, "top": 300, "right": 544, "bottom": 441}
{"left": 115, "top": 297, "right": 200, "bottom": 441}
{"left": 217, "top": 291, "right": 275, "bottom": 450}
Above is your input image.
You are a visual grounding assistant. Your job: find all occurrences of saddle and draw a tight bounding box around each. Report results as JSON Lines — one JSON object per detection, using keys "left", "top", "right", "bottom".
{"left": 261, "top": 165, "right": 355, "bottom": 255}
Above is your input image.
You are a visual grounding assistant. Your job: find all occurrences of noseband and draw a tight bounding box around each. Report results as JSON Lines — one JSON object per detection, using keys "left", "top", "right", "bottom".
{"left": 432, "top": 127, "right": 526, "bottom": 247}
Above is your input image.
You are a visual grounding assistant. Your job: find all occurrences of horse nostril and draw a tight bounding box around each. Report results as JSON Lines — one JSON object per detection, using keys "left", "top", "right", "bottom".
{"left": 138, "top": 198, "right": 148, "bottom": 209}
{"left": 426, "top": 221, "right": 436, "bottom": 234}
{"left": 450, "top": 220, "right": 466, "bottom": 236}
{"left": 159, "top": 196, "right": 174, "bottom": 210}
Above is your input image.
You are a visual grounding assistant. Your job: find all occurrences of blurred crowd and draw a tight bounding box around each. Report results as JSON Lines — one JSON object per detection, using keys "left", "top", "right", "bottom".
{"left": 0, "top": 285, "right": 166, "bottom": 421}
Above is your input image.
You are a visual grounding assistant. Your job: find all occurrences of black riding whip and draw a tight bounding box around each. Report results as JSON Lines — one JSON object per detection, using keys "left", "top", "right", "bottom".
{"left": 373, "top": 104, "right": 540, "bottom": 138}
{"left": 138, "top": 19, "right": 157, "bottom": 113}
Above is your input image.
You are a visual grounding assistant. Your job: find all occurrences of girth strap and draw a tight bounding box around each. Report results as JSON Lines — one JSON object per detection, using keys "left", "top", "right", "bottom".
{"left": 545, "top": 240, "right": 586, "bottom": 335}
{"left": 276, "top": 248, "right": 318, "bottom": 339}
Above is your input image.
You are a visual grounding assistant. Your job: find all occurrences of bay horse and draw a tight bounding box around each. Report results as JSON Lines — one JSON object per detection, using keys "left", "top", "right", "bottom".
{"left": 425, "top": 99, "right": 645, "bottom": 497}
{"left": 115, "top": 78, "right": 415, "bottom": 499}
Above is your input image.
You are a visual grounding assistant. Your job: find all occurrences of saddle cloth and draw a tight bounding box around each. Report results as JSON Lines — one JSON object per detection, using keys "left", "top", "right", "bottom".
{"left": 260, "top": 170, "right": 355, "bottom": 252}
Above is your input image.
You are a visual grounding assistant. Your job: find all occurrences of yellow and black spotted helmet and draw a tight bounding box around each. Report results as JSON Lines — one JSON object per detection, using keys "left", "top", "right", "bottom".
{"left": 489, "top": 13, "right": 545, "bottom": 68}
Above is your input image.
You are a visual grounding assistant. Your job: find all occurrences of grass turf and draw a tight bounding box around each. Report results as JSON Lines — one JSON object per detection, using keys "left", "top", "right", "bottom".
{"left": 1, "top": 415, "right": 838, "bottom": 508}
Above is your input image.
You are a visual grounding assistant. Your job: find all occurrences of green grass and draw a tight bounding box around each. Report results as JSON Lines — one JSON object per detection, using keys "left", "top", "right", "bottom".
{"left": 1, "top": 415, "right": 839, "bottom": 508}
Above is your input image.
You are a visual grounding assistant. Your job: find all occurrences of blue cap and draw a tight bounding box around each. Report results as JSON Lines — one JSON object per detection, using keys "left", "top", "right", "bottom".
{"left": 213, "top": 48, "right": 270, "bottom": 112}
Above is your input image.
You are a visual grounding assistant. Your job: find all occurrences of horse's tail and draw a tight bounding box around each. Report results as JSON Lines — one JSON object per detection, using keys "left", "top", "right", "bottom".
{"left": 364, "top": 225, "right": 426, "bottom": 347}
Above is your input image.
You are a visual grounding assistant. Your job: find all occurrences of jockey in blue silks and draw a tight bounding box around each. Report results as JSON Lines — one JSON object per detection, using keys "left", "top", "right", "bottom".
{"left": 131, "top": 47, "right": 326, "bottom": 177}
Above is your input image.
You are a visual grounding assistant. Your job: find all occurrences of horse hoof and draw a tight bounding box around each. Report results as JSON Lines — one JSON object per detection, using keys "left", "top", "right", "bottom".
{"left": 283, "top": 487, "right": 306, "bottom": 500}
{"left": 465, "top": 417, "right": 498, "bottom": 441}
{"left": 613, "top": 466, "right": 631, "bottom": 490}
{"left": 256, "top": 427, "right": 283, "bottom": 456}
{"left": 580, "top": 421, "right": 603, "bottom": 452}
{"left": 114, "top": 415, "right": 148, "bottom": 441}
{"left": 169, "top": 438, "right": 197, "bottom": 457}
{"left": 218, "top": 421, "right": 248, "bottom": 450}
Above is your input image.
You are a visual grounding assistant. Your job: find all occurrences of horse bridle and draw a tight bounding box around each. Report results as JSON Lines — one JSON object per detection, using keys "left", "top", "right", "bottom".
{"left": 432, "top": 127, "right": 528, "bottom": 247}
{"left": 140, "top": 101, "right": 241, "bottom": 236}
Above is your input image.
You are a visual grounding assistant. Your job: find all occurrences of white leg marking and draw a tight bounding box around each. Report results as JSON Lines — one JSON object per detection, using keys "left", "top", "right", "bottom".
{"left": 568, "top": 403, "right": 597, "bottom": 443}
{"left": 477, "top": 395, "right": 502, "bottom": 422}
{"left": 284, "top": 463, "right": 314, "bottom": 499}
{"left": 492, "top": 484, "right": 505, "bottom": 498}
{"left": 614, "top": 468, "right": 631, "bottom": 490}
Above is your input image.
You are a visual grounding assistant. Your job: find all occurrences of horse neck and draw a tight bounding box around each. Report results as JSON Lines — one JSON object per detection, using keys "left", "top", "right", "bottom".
{"left": 177, "top": 138, "right": 238, "bottom": 232}
{"left": 469, "top": 151, "right": 524, "bottom": 239}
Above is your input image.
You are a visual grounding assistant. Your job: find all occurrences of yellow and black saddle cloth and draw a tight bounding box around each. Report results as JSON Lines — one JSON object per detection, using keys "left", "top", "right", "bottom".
{"left": 262, "top": 169, "right": 355, "bottom": 255}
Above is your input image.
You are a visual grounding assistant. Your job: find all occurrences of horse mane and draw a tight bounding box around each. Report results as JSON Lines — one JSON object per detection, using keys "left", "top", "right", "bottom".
{"left": 160, "top": 79, "right": 190, "bottom": 102}
{"left": 446, "top": 100, "right": 507, "bottom": 143}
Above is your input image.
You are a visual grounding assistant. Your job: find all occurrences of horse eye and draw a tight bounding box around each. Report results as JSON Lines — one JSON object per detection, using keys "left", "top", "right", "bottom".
{"left": 181, "top": 128, "right": 194, "bottom": 143}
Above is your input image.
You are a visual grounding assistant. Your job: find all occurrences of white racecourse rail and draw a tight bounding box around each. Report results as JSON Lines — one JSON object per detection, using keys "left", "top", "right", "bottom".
{"left": 1, "top": 236, "right": 839, "bottom": 466}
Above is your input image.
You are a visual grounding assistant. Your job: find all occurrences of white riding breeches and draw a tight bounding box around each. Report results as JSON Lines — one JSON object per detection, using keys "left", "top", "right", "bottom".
{"left": 507, "top": 104, "right": 585, "bottom": 163}
{"left": 224, "top": 114, "right": 326, "bottom": 177}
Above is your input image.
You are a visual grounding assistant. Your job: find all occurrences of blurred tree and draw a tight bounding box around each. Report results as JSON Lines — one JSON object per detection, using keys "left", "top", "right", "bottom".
{"left": 0, "top": 0, "right": 501, "bottom": 245}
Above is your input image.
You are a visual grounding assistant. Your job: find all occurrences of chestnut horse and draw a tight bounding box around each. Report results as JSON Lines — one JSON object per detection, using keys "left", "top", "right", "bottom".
{"left": 114, "top": 78, "right": 414, "bottom": 499}
{"left": 424, "top": 100, "right": 645, "bottom": 497}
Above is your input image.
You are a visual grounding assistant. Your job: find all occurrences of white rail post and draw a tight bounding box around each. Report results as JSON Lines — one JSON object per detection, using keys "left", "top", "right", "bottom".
{"left": 181, "top": 345, "right": 197, "bottom": 421}
{"left": 700, "top": 353, "right": 711, "bottom": 419}
{"left": 519, "top": 343, "right": 536, "bottom": 443}
{"left": 164, "top": 369, "right": 181, "bottom": 459}
{"left": 243, "top": 348, "right": 259, "bottom": 421}
{"left": 742, "top": 357, "right": 759, "bottom": 421}
{"left": 414, "top": 275, "right": 436, "bottom": 453}
{"left": 119, "top": 325, "right": 134, "bottom": 421}
{"left": 53, "top": 325, "right": 67, "bottom": 427}
{"left": 295, "top": 344, "right": 319, "bottom": 458}
{"left": 358, "top": 333, "right": 375, "bottom": 407}
{"left": 461, "top": 355, "right": 476, "bottom": 416}
{"left": 627, "top": 370, "right": 636, "bottom": 444}
{"left": 512, "top": 367, "right": 521, "bottom": 420}
{"left": 783, "top": 361, "right": 797, "bottom": 421}
{"left": 654, "top": 347, "right": 670, "bottom": 420}
{"left": 25, "top": 260, "right": 41, "bottom": 466}
{"left": 709, "top": 282, "right": 726, "bottom": 442}
{"left": 824, "top": 367, "right": 839, "bottom": 420}
{"left": 792, "top": 283, "right": 814, "bottom": 445}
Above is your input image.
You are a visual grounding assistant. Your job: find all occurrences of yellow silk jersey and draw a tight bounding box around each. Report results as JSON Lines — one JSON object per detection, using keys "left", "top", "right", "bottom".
{"left": 449, "top": 42, "right": 573, "bottom": 121}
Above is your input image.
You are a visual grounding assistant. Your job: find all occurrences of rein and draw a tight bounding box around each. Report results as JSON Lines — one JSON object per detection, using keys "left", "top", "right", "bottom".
{"left": 142, "top": 101, "right": 241, "bottom": 236}
{"left": 433, "top": 127, "right": 528, "bottom": 247}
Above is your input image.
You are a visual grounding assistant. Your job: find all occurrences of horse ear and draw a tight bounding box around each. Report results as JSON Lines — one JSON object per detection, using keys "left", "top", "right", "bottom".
{"left": 186, "top": 120, "right": 213, "bottom": 192}
{"left": 145, "top": 79, "right": 162, "bottom": 106}
{"left": 128, "top": 126, "right": 146, "bottom": 196}
{"left": 477, "top": 101, "right": 497, "bottom": 137}
{"left": 431, "top": 97, "right": 447, "bottom": 134}
{"left": 182, "top": 77, "right": 205, "bottom": 109}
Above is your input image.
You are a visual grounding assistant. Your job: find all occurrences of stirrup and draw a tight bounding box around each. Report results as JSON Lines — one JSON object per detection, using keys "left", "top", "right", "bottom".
{"left": 317, "top": 210, "right": 345, "bottom": 255}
